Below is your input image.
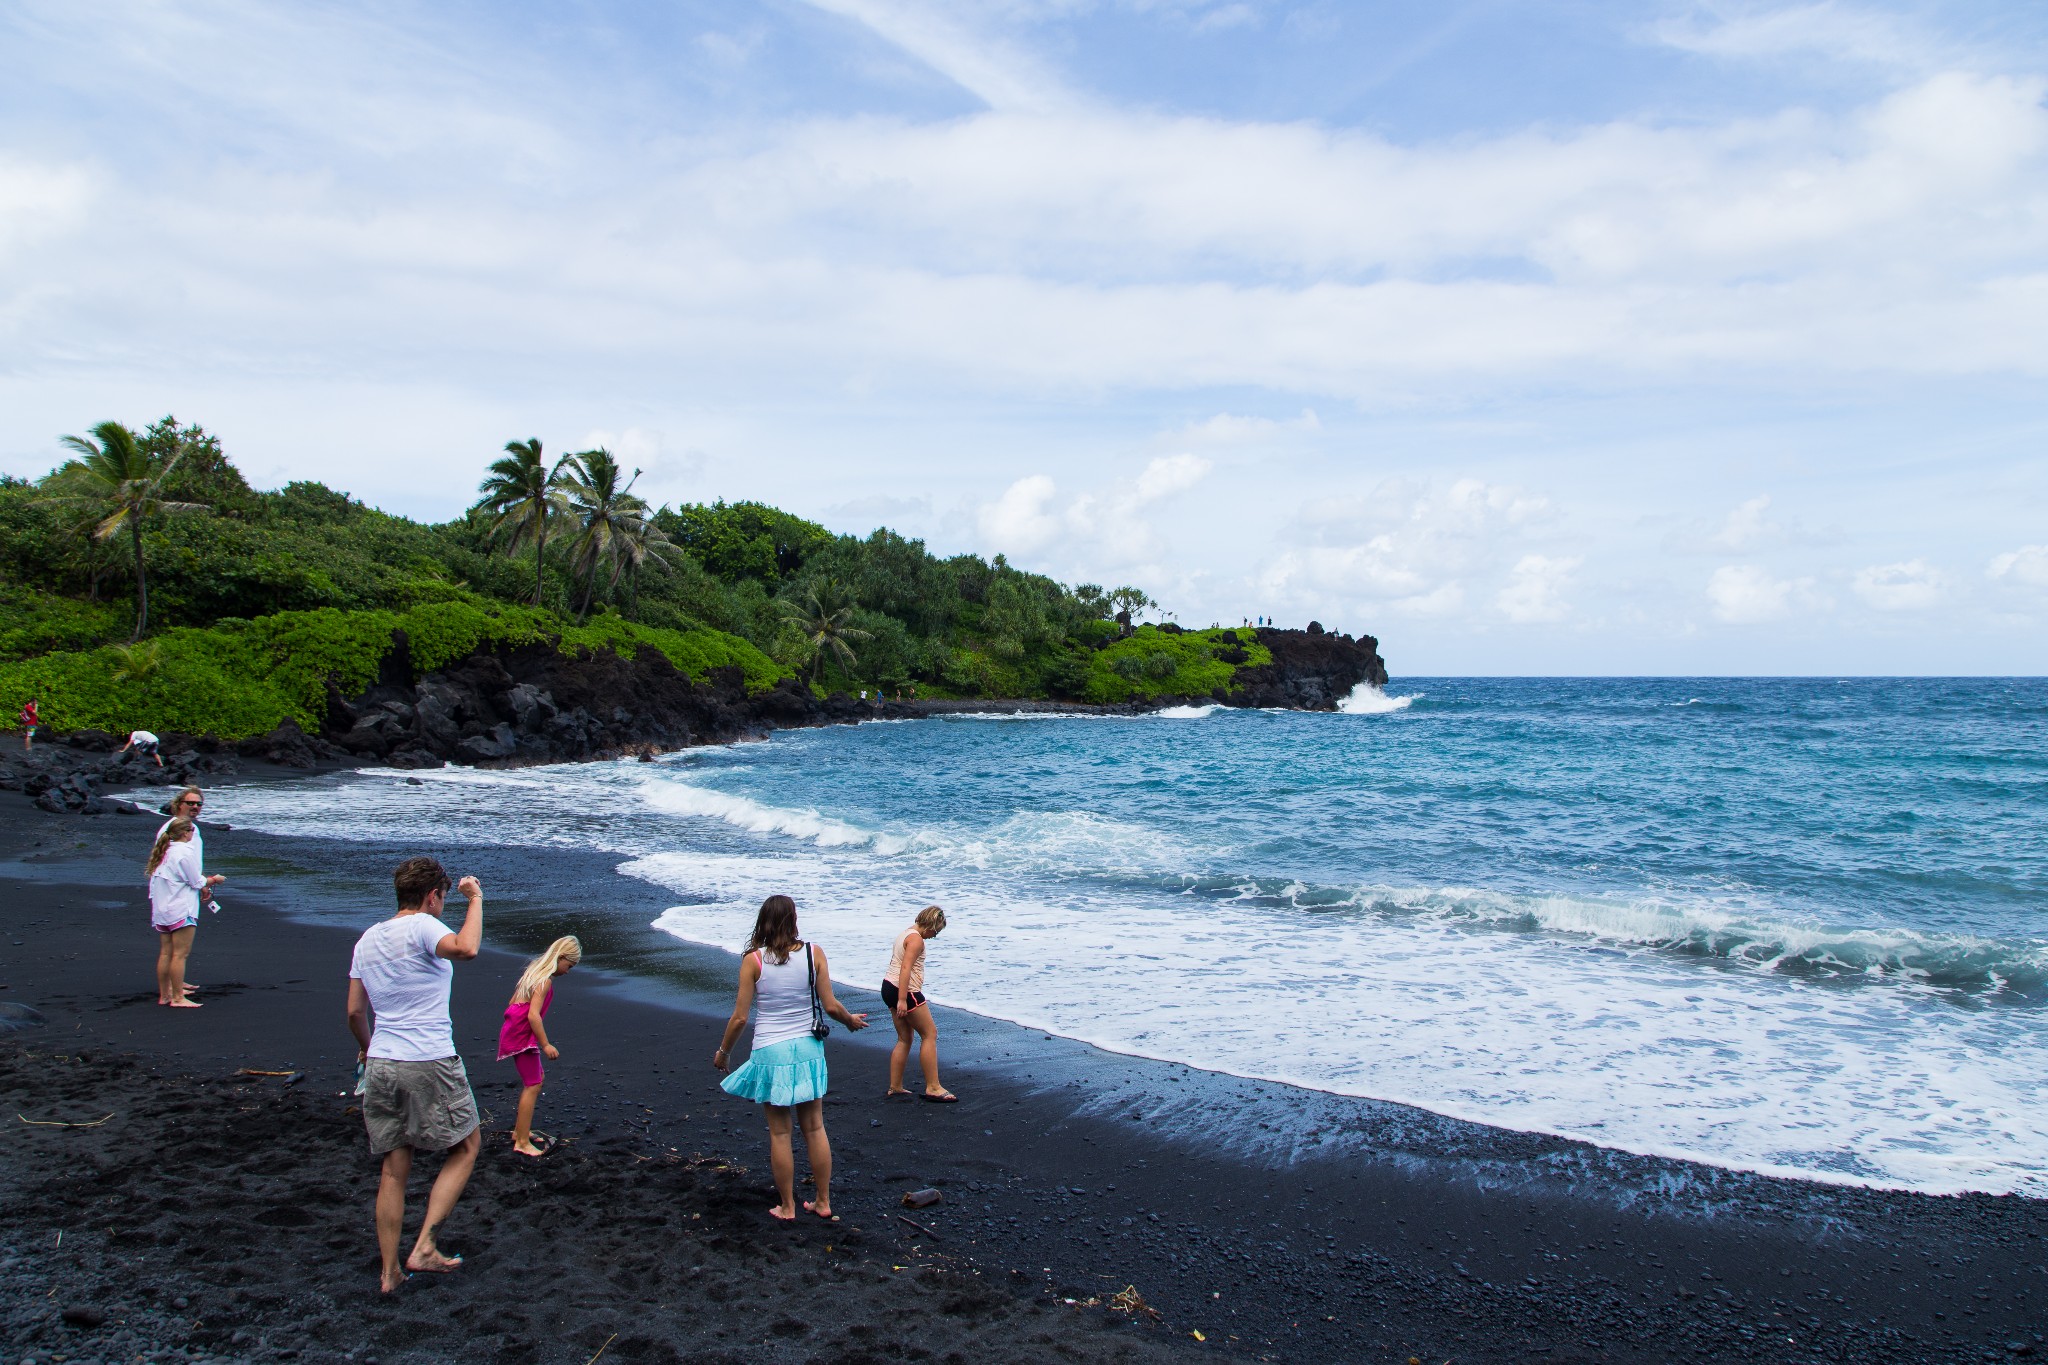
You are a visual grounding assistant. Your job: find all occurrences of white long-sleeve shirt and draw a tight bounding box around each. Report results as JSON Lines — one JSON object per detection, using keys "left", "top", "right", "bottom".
{"left": 149, "top": 841, "right": 207, "bottom": 929}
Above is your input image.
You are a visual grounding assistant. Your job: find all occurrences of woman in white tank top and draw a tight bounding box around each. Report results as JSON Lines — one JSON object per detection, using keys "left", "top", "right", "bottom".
{"left": 713, "top": 895, "right": 869, "bottom": 1222}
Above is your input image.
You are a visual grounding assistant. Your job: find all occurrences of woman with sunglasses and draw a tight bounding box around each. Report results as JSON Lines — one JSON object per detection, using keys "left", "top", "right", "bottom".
{"left": 157, "top": 789, "right": 216, "bottom": 978}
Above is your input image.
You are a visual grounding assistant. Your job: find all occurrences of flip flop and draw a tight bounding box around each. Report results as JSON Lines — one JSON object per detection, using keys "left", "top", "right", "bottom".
{"left": 803, "top": 1201, "right": 840, "bottom": 1223}
{"left": 919, "top": 1092, "right": 958, "bottom": 1103}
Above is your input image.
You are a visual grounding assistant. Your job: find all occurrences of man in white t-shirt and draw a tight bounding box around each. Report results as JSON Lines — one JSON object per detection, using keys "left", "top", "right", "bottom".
{"left": 346, "top": 856, "right": 483, "bottom": 1294}
{"left": 118, "top": 729, "right": 164, "bottom": 767}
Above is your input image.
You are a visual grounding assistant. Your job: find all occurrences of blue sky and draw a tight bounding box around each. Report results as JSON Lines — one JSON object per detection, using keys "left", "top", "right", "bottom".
{"left": 2, "top": 0, "right": 2045, "bottom": 673}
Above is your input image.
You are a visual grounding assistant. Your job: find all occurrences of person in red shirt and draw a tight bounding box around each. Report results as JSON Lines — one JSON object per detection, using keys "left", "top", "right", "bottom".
{"left": 17, "top": 699, "right": 37, "bottom": 750}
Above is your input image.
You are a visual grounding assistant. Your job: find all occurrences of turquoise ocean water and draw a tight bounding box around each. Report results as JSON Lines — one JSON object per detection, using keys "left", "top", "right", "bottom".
{"left": 183, "top": 678, "right": 2048, "bottom": 1196}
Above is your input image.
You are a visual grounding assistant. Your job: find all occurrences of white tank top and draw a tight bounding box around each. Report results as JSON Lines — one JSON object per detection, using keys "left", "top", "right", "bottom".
{"left": 751, "top": 943, "right": 817, "bottom": 1050}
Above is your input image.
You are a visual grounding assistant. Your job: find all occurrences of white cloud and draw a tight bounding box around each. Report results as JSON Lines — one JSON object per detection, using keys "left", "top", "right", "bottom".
{"left": 9, "top": 0, "right": 2048, "bottom": 423}
{"left": 1191, "top": 3, "right": 1261, "bottom": 34}
{"left": 976, "top": 453, "right": 1213, "bottom": 563}
{"left": 1260, "top": 477, "right": 1563, "bottom": 620}
{"left": 977, "top": 473, "right": 1063, "bottom": 552}
{"left": 1987, "top": 544, "right": 2048, "bottom": 589}
{"left": 1853, "top": 558, "right": 1946, "bottom": 611}
{"left": 1707, "top": 563, "right": 1827, "bottom": 623}
{"left": 0, "top": 156, "right": 96, "bottom": 254}
{"left": 1710, "top": 495, "right": 1781, "bottom": 551}
{"left": 1159, "top": 409, "right": 1320, "bottom": 446}
{"left": 1497, "top": 554, "right": 1582, "bottom": 624}
{"left": 1133, "top": 451, "right": 1211, "bottom": 500}
{"left": 1651, "top": 3, "right": 1951, "bottom": 72}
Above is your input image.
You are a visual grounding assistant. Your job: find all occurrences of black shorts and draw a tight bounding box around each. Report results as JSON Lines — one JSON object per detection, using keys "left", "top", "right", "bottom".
{"left": 880, "top": 980, "right": 927, "bottom": 1014}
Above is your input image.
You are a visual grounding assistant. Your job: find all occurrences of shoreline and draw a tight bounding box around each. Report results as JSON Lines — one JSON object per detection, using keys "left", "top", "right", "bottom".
{"left": 3, "top": 775, "right": 2043, "bottom": 1363}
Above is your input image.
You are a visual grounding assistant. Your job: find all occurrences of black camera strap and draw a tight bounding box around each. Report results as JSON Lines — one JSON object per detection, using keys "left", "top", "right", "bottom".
{"left": 805, "top": 941, "right": 830, "bottom": 1039}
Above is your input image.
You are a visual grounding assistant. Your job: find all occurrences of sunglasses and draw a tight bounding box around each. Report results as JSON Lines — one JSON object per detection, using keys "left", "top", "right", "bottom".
{"left": 177, "top": 798, "right": 204, "bottom": 808}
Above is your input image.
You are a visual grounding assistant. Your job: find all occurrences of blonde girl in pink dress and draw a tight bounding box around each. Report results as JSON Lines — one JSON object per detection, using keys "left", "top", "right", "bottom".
{"left": 499, "top": 936, "right": 580, "bottom": 1157}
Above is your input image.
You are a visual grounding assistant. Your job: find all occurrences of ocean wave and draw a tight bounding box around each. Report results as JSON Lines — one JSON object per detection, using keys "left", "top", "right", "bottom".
{"left": 1153, "top": 703, "right": 1222, "bottom": 719}
{"left": 636, "top": 778, "right": 918, "bottom": 852}
{"left": 1338, "top": 683, "right": 1419, "bottom": 715}
{"left": 1175, "top": 874, "right": 2046, "bottom": 997}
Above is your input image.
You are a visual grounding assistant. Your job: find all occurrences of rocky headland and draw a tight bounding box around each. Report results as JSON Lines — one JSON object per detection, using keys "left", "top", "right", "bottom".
{"left": 0, "top": 623, "right": 1387, "bottom": 809}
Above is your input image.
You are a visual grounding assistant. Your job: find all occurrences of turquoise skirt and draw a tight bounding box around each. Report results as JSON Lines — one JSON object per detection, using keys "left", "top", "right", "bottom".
{"left": 720, "top": 1035, "right": 828, "bottom": 1107}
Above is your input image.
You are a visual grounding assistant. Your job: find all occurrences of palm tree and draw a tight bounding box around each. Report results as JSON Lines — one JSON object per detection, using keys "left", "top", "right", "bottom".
{"left": 607, "top": 514, "right": 678, "bottom": 609}
{"left": 781, "top": 584, "right": 872, "bottom": 687}
{"left": 109, "top": 641, "right": 162, "bottom": 683}
{"left": 472, "top": 438, "right": 568, "bottom": 606}
{"left": 557, "top": 448, "right": 656, "bottom": 618}
{"left": 41, "top": 421, "right": 207, "bottom": 639}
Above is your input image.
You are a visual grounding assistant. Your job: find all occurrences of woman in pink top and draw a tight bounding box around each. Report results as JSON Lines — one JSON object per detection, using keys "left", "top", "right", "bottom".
{"left": 499, "top": 935, "right": 580, "bottom": 1157}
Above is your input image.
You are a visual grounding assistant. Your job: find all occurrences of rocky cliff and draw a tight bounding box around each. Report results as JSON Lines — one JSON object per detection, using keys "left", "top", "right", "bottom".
{"left": 1224, "top": 622, "right": 1388, "bottom": 710}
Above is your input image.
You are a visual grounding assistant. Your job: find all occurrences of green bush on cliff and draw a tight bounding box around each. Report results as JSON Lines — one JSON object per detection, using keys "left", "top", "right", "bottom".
{"left": 1083, "top": 627, "right": 1271, "bottom": 704}
{"left": 0, "top": 603, "right": 779, "bottom": 739}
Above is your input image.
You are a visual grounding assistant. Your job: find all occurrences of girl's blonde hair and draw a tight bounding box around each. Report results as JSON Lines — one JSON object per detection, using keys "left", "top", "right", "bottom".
{"left": 512, "top": 935, "right": 582, "bottom": 1003}
{"left": 915, "top": 904, "right": 947, "bottom": 935}
{"left": 147, "top": 818, "right": 195, "bottom": 876}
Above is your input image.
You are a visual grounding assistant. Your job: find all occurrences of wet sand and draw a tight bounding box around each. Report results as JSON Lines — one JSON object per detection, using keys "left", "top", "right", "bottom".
{"left": 1, "top": 778, "right": 2043, "bottom": 1364}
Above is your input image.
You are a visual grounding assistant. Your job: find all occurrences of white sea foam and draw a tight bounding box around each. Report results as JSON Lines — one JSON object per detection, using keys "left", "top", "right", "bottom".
{"left": 1337, "top": 683, "right": 1418, "bottom": 714}
{"left": 1153, "top": 703, "right": 1222, "bottom": 719}
{"left": 640, "top": 849, "right": 2048, "bottom": 1196}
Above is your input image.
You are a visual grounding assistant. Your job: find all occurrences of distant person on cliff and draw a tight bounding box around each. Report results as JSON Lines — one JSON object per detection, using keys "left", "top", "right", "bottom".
{"left": 346, "top": 858, "right": 484, "bottom": 1293}
{"left": 499, "top": 934, "right": 580, "bottom": 1158}
{"left": 713, "top": 895, "right": 868, "bottom": 1223}
{"left": 118, "top": 729, "right": 164, "bottom": 768}
{"left": 147, "top": 817, "right": 221, "bottom": 1007}
{"left": 17, "top": 698, "right": 37, "bottom": 751}
{"left": 883, "top": 905, "right": 955, "bottom": 1102}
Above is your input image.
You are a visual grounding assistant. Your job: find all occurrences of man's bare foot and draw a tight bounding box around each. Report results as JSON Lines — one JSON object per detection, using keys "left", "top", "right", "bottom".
{"left": 405, "top": 1248, "right": 463, "bottom": 1273}
{"left": 803, "top": 1199, "right": 839, "bottom": 1222}
{"left": 769, "top": 1205, "right": 797, "bottom": 1221}
{"left": 168, "top": 998, "right": 202, "bottom": 1009}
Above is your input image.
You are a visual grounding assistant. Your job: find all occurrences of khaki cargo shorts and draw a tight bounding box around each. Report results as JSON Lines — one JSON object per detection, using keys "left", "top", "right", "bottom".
{"left": 362, "top": 1056, "right": 479, "bottom": 1155}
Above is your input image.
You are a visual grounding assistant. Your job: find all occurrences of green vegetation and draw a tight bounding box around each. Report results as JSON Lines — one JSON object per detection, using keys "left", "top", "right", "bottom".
{"left": 1084, "top": 625, "right": 1271, "bottom": 704}
{"left": 0, "top": 603, "right": 780, "bottom": 739}
{"left": 0, "top": 413, "right": 1269, "bottom": 737}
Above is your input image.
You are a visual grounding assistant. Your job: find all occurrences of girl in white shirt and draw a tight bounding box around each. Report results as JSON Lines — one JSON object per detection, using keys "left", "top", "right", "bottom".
{"left": 148, "top": 818, "right": 223, "bottom": 1008}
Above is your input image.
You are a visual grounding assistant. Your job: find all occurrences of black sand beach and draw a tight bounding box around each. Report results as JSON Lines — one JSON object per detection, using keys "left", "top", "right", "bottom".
{"left": 2, "top": 767, "right": 2044, "bottom": 1364}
